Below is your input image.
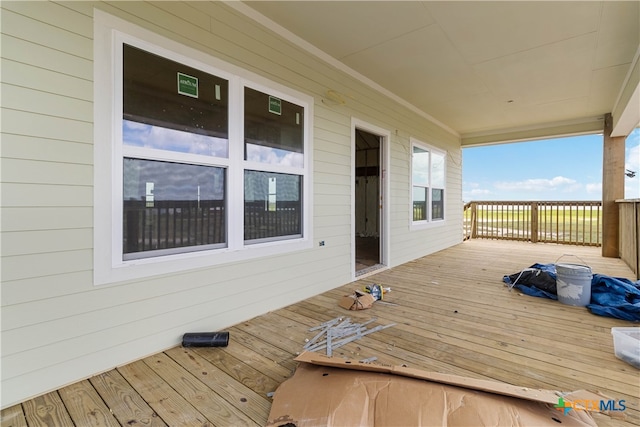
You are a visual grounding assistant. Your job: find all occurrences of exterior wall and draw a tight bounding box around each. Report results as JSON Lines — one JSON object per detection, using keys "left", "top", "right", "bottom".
{"left": 0, "top": 1, "right": 461, "bottom": 407}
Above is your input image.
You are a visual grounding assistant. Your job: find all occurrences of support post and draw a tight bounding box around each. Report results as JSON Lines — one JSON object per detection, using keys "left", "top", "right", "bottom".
{"left": 602, "top": 113, "right": 625, "bottom": 257}
{"left": 530, "top": 202, "right": 538, "bottom": 243}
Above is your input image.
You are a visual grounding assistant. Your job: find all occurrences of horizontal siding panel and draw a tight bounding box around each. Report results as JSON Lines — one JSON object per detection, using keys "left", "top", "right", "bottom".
{"left": 53, "top": 1, "right": 96, "bottom": 18}
{"left": 0, "top": 8, "right": 92, "bottom": 60}
{"left": 151, "top": 1, "right": 211, "bottom": 31}
{"left": 2, "top": 158, "right": 92, "bottom": 186}
{"left": 315, "top": 204, "right": 351, "bottom": 217}
{"left": 314, "top": 140, "right": 351, "bottom": 160}
{"left": 2, "top": 134, "right": 92, "bottom": 164}
{"left": 0, "top": 270, "right": 345, "bottom": 399}
{"left": 2, "top": 228, "right": 92, "bottom": 257}
{"left": 2, "top": 183, "right": 93, "bottom": 208}
{"left": 2, "top": 34, "right": 92, "bottom": 80}
{"left": 2, "top": 253, "right": 349, "bottom": 369}
{"left": 2, "top": 243, "right": 348, "bottom": 328}
{"left": 2, "top": 109, "right": 92, "bottom": 143}
{"left": 314, "top": 182, "right": 350, "bottom": 197}
{"left": 1, "top": 250, "right": 92, "bottom": 282}
{"left": 2, "top": 1, "right": 93, "bottom": 38}
{"left": 314, "top": 171, "right": 351, "bottom": 186}
{"left": 1, "top": 82, "right": 92, "bottom": 122}
{"left": 1, "top": 207, "right": 92, "bottom": 232}
{"left": 314, "top": 193, "right": 350, "bottom": 207}
{"left": 1, "top": 271, "right": 92, "bottom": 306}
{"left": 2, "top": 57, "right": 92, "bottom": 101}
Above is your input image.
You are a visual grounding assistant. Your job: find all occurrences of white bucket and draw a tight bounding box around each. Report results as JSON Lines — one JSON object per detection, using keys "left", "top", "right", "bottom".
{"left": 556, "top": 263, "right": 592, "bottom": 306}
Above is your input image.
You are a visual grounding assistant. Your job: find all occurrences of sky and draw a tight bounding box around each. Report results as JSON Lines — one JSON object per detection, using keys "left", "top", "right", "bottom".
{"left": 462, "top": 127, "right": 640, "bottom": 202}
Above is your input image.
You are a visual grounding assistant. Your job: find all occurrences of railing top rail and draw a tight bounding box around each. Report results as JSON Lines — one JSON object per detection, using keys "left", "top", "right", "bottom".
{"left": 466, "top": 200, "right": 601, "bottom": 204}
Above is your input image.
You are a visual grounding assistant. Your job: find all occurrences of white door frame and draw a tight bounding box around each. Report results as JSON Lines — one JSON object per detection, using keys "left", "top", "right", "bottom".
{"left": 351, "top": 117, "right": 390, "bottom": 279}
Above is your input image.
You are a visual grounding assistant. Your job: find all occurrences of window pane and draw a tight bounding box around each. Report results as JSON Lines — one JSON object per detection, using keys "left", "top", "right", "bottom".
{"left": 123, "top": 44, "right": 229, "bottom": 157}
{"left": 412, "top": 146, "right": 429, "bottom": 186}
{"left": 244, "top": 170, "right": 302, "bottom": 241}
{"left": 123, "top": 158, "right": 226, "bottom": 258}
{"left": 244, "top": 87, "right": 304, "bottom": 167}
{"left": 431, "top": 151, "right": 445, "bottom": 188}
{"left": 413, "top": 186, "right": 428, "bottom": 221}
{"left": 432, "top": 188, "right": 444, "bottom": 220}
{"left": 123, "top": 121, "right": 228, "bottom": 157}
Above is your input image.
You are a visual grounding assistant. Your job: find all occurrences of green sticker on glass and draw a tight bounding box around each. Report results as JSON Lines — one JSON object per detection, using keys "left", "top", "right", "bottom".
{"left": 268, "top": 96, "right": 282, "bottom": 115}
{"left": 177, "top": 72, "right": 198, "bottom": 98}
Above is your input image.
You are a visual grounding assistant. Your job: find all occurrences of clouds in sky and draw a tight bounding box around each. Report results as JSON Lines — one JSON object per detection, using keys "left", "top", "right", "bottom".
{"left": 464, "top": 176, "right": 589, "bottom": 201}
{"left": 494, "top": 176, "right": 579, "bottom": 192}
{"left": 586, "top": 183, "right": 602, "bottom": 194}
{"left": 463, "top": 129, "right": 640, "bottom": 201}
{"left": 123, "top": 120, "right": 229, "bottom": 157}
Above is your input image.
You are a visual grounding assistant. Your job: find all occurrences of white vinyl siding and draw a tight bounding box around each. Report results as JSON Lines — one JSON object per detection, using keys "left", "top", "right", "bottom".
{"left": 0, "top": 0, "right": 461, "bottom": 408}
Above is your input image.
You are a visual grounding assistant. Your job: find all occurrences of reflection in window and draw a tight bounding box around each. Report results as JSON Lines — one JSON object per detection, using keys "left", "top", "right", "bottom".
{"left": 431, "top": 152, "right": 445, "bottom": 188}
{"left": 412, "top": 146, "right": 429, "bottom": 221}
{"left": 432, "top": 188, "right": 444, "bottom": 220}
{"left": 431, "top": 151, "right": 445, "bottom": 221}
{"left": 244, "top": 87, "right": 304, "bottom": 167}
{"left": 411, "top": 141, "right": 446, "bottom": 223}
{"left": 123, "top": 158, "right": 226, "bottom": 259}
{"left": 412, "top": 146, "right": 429, "bottom": 187}
{"left": 244, "top": 170, "right": 301, "bottom": 242}
{"left": 123, "top": 44, "right": 229, "bottom": 157}
{"left": 413, "top": 186, "right": 428, "bottom": 221}
{"left": 123, "top": 120, "right": 228, "bottom": 157}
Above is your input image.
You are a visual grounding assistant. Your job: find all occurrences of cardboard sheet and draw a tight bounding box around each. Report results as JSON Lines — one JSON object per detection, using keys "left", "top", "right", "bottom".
{"left": 338, "top": 291, "right": 376, "bottom": 310}
{"left": 266, "top": 353, "right": 597, "bottom": 427}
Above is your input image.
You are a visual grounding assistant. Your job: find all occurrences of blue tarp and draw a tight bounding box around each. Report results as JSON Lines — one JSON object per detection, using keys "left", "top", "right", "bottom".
{"left": 503, "top": 263, "right": 640, "bottom": 322}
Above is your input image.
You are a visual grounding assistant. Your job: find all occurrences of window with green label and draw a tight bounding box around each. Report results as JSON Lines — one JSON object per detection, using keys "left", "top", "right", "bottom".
{"left": 117, "top": 43, "right": 310, "bottom": 262}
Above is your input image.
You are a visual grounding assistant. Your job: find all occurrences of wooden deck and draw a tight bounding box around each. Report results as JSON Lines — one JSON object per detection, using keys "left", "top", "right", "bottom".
{"left": 2, "top": 240, "right": 639, "bottom": 427}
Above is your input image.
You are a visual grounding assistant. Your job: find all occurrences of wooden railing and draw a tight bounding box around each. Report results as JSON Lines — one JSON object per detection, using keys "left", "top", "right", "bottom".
{"left": 123, "top": 200, "right": 226, "bottom": 254}
{"left": 618, "top": 199, "right": 640, "bottom": 279}
{"left": 463, "top": 201, "right": 602, "bottom": 246}
{"left": 123, "top": 199, "right": 301, "bottom": 254}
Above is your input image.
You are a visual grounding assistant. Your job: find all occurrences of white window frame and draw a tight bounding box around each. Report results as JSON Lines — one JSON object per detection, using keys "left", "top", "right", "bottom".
{"left": 410, "top": 137, "right": 446, "bottom": 230}
{"left": 94, "top": 10, "right": 313, "bottom": 285}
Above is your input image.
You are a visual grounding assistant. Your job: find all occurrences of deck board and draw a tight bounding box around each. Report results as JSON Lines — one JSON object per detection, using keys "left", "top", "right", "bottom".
{"left": 89, "top": 368, "right": 167, "bottom": 427}
{"left": 57, "top": 380, "right": 120, "bottom": 427}
{"left": 4, "top": 240, "right": 639, "bottom": 426}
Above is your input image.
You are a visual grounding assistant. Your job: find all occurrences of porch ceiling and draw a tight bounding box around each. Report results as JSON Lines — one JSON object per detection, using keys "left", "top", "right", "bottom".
{"left": 241, "top": 1, "right": 640, "bottom": 145}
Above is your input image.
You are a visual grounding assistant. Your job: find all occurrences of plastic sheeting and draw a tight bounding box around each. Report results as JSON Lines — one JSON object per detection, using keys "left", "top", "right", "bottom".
{"left": 504, "top": 263, "right": 640, "bottom": 322}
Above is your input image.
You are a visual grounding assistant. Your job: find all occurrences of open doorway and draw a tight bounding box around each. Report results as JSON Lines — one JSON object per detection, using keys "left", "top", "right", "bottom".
{"left": 354, "top": 128, "right": 383, "bottom": 275}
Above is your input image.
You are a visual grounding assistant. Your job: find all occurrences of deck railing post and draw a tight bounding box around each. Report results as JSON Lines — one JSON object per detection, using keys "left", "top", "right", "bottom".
{"left": 471, "top": 202, "right": 477, "bottom": 239}
{"left": 530, "top": 202, "right": 538, "bottom": 243}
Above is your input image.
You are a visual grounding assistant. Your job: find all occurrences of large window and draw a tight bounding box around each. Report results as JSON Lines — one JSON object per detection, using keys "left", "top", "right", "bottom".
{"left": 244, "top": 87, "right": 305, "bottom": 243}
{"left": 122, "top": 45, "right": 229, "bottom": 259}
{"left": 411, "top": 139, "right": 446, "bottom": 225}
{"left": 93, "top": 12, "right": 313, "bottom": 284}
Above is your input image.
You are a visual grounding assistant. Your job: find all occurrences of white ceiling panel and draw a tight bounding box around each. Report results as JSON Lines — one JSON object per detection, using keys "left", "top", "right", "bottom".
{"left": 424, "top": 1, "right": 602, "bottom": 65}
{"left": 246, "top": 1, "right": 437, "bottom": 59}
{"left": 341, "top": 24, "right": 488, "bottom": 105}
{"left": 242, "top": 1, "right": 640, "bottom": 143}
{"left": 472, "top": 34, "right": 595, "bottom": 107}
{"left": 594, "top": 1, "right": 640, "bottom": 69}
